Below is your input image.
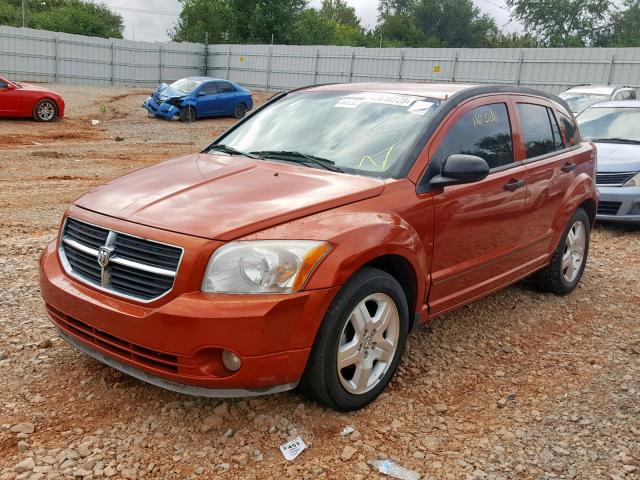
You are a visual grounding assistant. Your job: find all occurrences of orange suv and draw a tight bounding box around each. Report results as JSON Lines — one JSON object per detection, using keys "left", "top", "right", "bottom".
{"left": 40, "top": 83, "right": 597, "bottom": 410}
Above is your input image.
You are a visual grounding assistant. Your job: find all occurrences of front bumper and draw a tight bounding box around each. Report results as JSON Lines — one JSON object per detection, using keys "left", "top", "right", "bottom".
{"left": 143, "top": 96, "right": 181, "bottom": 120}
{"left": 596, "top": 185, "right": 640, "bottom": 223}
{"left": 39, "top": 221, "right": 339, "bottom": 397}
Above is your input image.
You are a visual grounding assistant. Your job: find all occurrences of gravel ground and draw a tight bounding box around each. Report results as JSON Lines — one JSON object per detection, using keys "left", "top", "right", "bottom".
{"left": 0, "top": 84, "right": 639, "bottom": 480}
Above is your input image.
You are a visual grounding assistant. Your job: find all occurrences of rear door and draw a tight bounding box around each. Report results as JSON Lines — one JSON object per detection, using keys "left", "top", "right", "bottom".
{"left": 195, "top": 82, "right": 219, "bottom": 117}
{"left": 214, "top": 81, "right": 238, "bottom": 114}
{"left": 515, "top": 99, "right": 585, "bottom": 265}
{"left": 426, "top": 97, "right": 528, "bottom": 316}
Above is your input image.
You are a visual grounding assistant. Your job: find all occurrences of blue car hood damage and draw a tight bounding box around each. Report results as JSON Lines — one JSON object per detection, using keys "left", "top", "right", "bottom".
{"left": 154, "top": 83, "right": 186, "bottom": 102}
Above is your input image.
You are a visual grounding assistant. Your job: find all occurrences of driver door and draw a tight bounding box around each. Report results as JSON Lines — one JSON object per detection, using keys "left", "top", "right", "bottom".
{"left": 0, "top": 80, "right": 20, "bottom": 116}
{"left": 195, "top": 82, "right": 219, "bottom": 117}
{"left": 426, "top": 97, "right": 528, "bottom": 315}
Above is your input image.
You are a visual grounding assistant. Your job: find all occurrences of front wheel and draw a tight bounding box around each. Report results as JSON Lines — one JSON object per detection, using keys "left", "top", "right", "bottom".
{"left": 533, "top": 208, "right": 590, "bottom": 295}
{"left": 179, "top": 106, "right": 196, "bottom": 123}
{"left": 33, "top": 100, "right": 57, "bottom": 122}
{"left": 299, "top": 267, "right": 409, "bottom": 411}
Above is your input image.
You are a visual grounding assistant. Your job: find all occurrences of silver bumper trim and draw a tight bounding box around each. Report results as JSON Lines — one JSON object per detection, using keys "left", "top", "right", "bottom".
{"left": 56, "top": 328, "right": 298, "bottom": 398}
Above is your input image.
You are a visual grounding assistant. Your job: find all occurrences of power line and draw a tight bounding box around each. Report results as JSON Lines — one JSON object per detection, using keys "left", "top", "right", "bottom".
{"left": 476, "top": 0, "right": 509, "bottom": 11}
{"left": 106, "top": 5, "right": 180, "bottom": 16}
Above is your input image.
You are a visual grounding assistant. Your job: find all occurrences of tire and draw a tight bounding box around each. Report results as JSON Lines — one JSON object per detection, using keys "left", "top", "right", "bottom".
{"left": 33, "top": 99, "right": 57, "bottom": 122}
{"left": 179, "top": 106, "right": 196, "bottom": 123}
{"left": 234, "top": 103, "right": 247, "bottom": 119}
{"left": 532, "top": 208, "right": 590, "bottom": 295}
{"left": 298, "top": 267, "right": 409, "bottom": 411}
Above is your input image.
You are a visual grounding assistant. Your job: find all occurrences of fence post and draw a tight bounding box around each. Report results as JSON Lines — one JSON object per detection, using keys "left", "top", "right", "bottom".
{"left": 348, "top": 50, "right": 355, "bottom": 83}
{"left": 53, "top": 37, "right": 58, "bottom": 83}
{"left": 110, "top": 40, "right": 115, "bottom": 86}
{"left": 450, "top": 51, "right": 458, "bottom": 82}
{"left": 397, "top": 51, "right": 404, "bottom": 80}
{"left": 515, "top": 50, "right": 524, "bottom": 85}
{"left": 607, "top": 53, "right": 616, "bottom": 84}
{"left": 266, "top": 45, "right": 273, "bottom": 91}
{"left": 226, "top": 48, "right": 231, "bottom": 80}
{"left": 203, "top": 32, "right": 209, "bottom": 76}
{"left": 313, "top": 49, "right": 320, "bottom": 84}
{"left": 159, "top": 47, "right": 163, "bottom": 84}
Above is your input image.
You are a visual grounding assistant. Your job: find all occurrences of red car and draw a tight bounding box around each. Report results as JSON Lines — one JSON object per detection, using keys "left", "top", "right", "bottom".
{"left": 0, "top": 75, "right": 65, "bottom": 122}
{"left": 40, "top": 83, "right": 597, "bottom": 411}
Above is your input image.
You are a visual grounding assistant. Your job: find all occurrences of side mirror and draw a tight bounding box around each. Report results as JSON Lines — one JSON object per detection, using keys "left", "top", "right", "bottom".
{"left": 430, "top": 154, "right": 490, "bottom": 189}
{"left": 198, "top": 91, "right": 209, "bottom": 97}
{"left": 3, "top": 83, "right": 15, "bottom": 90}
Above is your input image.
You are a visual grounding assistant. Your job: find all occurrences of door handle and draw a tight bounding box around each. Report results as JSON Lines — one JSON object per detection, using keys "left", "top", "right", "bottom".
{"left": 561, "top": 162, "right": 577, "bottom": 173}
{"left": 503, "top": 179, "right": 526, "bottom": 191}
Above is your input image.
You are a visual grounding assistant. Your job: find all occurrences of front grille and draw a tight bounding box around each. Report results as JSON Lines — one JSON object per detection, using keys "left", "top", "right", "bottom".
{"left": 597, "top": 201, "right": 622, "bottom": 215}
{"left": 59, "top": 217, "right": 183, "bottom": 302}
{"left": 596, "top": 172, "right": 635, "bottom": 186}
{"left": 47, "top": 304, "right": 180, "bottom": 373}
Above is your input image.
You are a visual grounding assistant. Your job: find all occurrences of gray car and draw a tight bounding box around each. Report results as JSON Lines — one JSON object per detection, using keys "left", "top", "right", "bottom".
{"left": 560, "top": 84, "right": 637, "bottom": 115}
{"left": 577, "top": 100, "right": 640, "bottom": 223}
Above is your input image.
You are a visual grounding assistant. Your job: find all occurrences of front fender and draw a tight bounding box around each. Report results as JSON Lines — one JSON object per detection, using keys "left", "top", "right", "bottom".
{"left": 245, "top": 210, "right": 429, "bottom": 311}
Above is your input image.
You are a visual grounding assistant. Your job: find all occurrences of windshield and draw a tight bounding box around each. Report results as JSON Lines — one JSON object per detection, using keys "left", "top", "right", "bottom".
{"left": 170, "top": 78, "right": 202, "bottom": 93}
{"left": 559, "top": 92, "right": 610, "bottom": 113}
{"left": 578, "top": 107, "right": 640, "bottom": 142}
{"left": 218, "top": 91, "right": 441, "bottom": 178}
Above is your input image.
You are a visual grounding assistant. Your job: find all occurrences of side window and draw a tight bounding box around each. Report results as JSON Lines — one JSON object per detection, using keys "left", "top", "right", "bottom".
{"left": 517, "top": 103, "right": 555, "bottom": 159}
{"left": 558, "top": 112, "right": 580, "bottom": 146}
{"left": 199, "top": 83, "right": 218, "bottom": 96}
{"left": 436, "top": 103, "right": 514, "bottom": 170}
{"left": 0, "top": 80, "right": 7, "bottom": 88}
{"left": 629, "top": 90, "right": 637, "bottom": 100}
{"left": 547, "top": 108, "right": 564, "bottom": 150}
{"left": 620, "top": 90, "right": 632, "bottom": 100}
{"left": 613, "top": 92, "right": 623, "bottom": 101}
{"left": 216, "top": 82, "right": 235, "bottom": 93}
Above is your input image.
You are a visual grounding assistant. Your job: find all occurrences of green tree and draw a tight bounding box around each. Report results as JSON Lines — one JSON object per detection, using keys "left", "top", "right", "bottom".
{"left": 319, "top": 0, "right": 360, "bottom": 28}
{"left": 506, "top": 0, "right": 613, "bottom": 46}
{"left": 171, "top": 0, "right": 306, "bottom": 44}
{"left": 0, "top": 0, "right": 123, "bottom": 38}
{"left": 608, "top": 0, "right": 640, "bottom": 46}
{"left": 376, "top": 0, "right": 500, "bottom": 47}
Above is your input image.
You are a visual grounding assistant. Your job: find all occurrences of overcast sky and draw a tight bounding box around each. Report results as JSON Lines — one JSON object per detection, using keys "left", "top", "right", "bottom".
{"left": 99, "top": 0, "right": 517, "bottom": 43}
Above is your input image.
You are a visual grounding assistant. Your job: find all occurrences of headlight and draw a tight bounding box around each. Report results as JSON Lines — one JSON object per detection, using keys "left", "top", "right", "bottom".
{"left": 202, "top": 240, "right": 331, "bottom": 294}
{"left": 623, "top": 172, "right": 640, "bottom": 187}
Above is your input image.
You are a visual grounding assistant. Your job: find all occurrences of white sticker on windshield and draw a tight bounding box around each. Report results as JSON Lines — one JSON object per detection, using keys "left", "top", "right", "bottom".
{"left": 408, "top": 100, "right": 436, "bottom": 115}
{"left": 334, "top": 93, "right": 420, "bottom": 109}
{"left": 334, "top": 98, "right": 362, "bottom": 109}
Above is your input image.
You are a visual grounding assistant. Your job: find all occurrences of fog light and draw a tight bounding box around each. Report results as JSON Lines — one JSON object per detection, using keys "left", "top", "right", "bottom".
{"left": 222, "top": 350, "right": 242, "bottom": 372}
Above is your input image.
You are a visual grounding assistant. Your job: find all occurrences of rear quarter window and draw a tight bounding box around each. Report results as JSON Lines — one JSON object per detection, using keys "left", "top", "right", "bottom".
{"left": 558, "top": 112, "right": 581, "bottom": 146}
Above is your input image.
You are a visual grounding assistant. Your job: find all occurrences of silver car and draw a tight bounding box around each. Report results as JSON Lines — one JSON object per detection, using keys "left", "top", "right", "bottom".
{"left": 560, "top": 85, "right": 637, "bottom": 115}
{"left": 577, "top": 100, "right": 640, "bottom": 223}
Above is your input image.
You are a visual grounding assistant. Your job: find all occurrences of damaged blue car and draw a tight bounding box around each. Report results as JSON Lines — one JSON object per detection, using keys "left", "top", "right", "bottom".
{"left": 143, "top": 77, "right": 253, "bottom": 122}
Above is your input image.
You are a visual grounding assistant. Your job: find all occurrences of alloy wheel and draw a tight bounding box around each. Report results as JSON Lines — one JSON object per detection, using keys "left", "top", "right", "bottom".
{"left": 337, "top": 293, "right": 400, "bottom": 395}
{"left": 37, "top": 101, "right": 55, "bottom": 121}
{"left": 562, "top": 220, "right": 586, "bottom": 283}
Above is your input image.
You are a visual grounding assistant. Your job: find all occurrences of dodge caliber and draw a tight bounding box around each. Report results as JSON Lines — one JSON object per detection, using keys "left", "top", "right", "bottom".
{"left": 40, "top": 83, "right": 598, "bottom": 410}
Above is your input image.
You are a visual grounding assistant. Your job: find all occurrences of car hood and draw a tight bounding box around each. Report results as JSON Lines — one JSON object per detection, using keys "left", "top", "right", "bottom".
{"left": 16, "top": 82, "right": 59, "bottom": 95}
{"left": 75, "top": 154, "right": 385, "bottom": 240}
{"left": 595, "top": 142, "right": 640, "bottom": 172}
{"left": 154, "top": 83, "right": 186, "bottom": 101}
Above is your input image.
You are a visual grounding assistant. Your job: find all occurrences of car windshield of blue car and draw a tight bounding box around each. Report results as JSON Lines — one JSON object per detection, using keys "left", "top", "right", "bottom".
{"left": 559, "top": 93, "right": 610, "bottom": 113}
{"left": 171, "top": 78, "right": 202, "bottom": 94}
{"left": 578, "top": 107, "right": 640, "bottom": 143}
{"left": 219, "top": 91, "right": 441, "bottom": 178}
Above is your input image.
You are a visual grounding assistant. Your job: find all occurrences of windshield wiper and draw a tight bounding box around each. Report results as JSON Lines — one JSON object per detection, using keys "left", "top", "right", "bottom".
{"left": 207, "top": 144, "right": 260, "bottom": 159}
{"left": 590, "top": 138, "right": 640, "bottom": 145}
{"left": 252, "top": 150, "right": 343, "bottom": 173}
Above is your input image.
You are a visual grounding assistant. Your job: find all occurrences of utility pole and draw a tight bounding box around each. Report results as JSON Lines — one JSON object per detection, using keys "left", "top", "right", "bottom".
{"left": 22, "top": 0, "right": 26, "bottom": 27}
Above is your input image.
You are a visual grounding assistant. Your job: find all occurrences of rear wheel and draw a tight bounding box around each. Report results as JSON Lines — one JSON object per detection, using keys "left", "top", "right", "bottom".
{"left": 33, "top": 100, "right": 57, "bottom": 122}
{"left": 234, "top": 103, "right": 247, "bottom": 119}
{"left": 533, "top": 208, "right": 590, "bottom": 295}
{"left": 299, "top": 267, "right": 409, "bottom": 411}
{"left": 179, "top": 106, "right": 196, "bottom": 123}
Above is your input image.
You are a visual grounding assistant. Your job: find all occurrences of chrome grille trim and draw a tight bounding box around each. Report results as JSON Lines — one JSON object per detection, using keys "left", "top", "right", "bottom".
{"left": 58, "top": 217, "right": 183, "bottom": 303}
{"left": 595, "top": 172, "right": 636, "bottom": 186}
